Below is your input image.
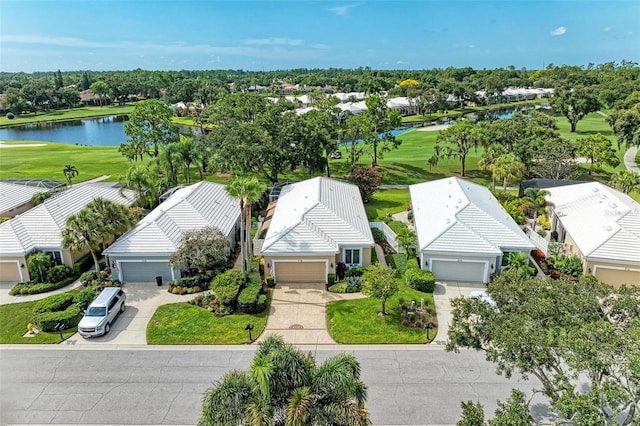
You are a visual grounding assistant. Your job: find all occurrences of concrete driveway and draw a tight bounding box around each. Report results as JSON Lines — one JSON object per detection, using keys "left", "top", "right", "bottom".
{"left": 257, "top": 282, "right": 364, "bottom": 345}
{"left": 63, "top": 283, "right": 187, "bottom": 346}
{"left": 432, "top": 280, "right": 488, "bottom": 345}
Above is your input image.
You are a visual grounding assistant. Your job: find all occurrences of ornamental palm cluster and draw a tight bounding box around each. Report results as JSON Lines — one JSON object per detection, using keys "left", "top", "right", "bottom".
{"left": 198, "top": 334, "right": 370, "bottom": 426}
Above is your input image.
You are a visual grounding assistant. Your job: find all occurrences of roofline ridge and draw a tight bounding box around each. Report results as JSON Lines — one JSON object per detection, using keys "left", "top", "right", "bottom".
{"left": 584, "top": 227, "right": 622, "bottom": 257}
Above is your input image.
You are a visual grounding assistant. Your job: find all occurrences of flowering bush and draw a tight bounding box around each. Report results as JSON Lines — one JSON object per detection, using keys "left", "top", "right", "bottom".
{"left": 350, "top": 165, "right": 381, "bottom": 202}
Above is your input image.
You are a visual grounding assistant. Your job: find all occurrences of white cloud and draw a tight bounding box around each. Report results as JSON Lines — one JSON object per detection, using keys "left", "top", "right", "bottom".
{"left": 328, "top": 5, "right": 355, "bottom": 16}
{"left": 366, "top": 49, "right": 376, "bottom": 54}
{"left": 0, "top": 34, "right": 114, "bottom": 48}
{"left": 309, "top": 44, "right": 331, "bottom": 49}
{"left": 550, "top": 26, "right": 567, "bottom": 36}
{"left": 603, "top": 26, "right": 611, "bottom": 32}
{"left": 242, "top": 38, "right": 303, "bottom": 46}
{"left": 467, "top": 44, "right": 475, "bottom": 49}
{"left": 396, "top": 60, "right": 407, "bottom": 65}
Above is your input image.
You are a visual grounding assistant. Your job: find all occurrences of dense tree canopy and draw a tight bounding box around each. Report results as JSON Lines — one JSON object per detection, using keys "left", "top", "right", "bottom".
{"left": 448, "top": 270, "right": 640, "bottom": 425}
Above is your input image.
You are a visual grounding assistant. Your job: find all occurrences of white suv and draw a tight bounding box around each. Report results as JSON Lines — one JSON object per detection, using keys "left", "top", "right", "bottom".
{"left": 78, "top": 287, "right": 126, "bottom": 337}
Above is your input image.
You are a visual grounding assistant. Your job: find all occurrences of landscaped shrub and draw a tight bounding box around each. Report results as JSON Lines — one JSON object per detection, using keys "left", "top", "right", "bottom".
{"left": 256, "top": 294, "right": 268, "bottom": 313}
{"left": 406, "top": 258, "right": 419, "bottom": 271}
{"left": 6, "top": 112, "right": 15, "bottom": 120}
{"left": 386, "top": 254, "right": 407, "bottom": 274}
{"left": 265, "top": 276, "right": 275, "bottom": 287}
{"left": 328, "top": 282, "right": 348, "bottom": 293}
{"left": 371, "top": 227, "right": 385, "bottom": 243}
{"left": 238, "top": 281, "right": 262, "bottom": 314}
{"left": 9, "top": 276, "right": 76, "bottom": 295}
{"left": 346, "top": 267, "right": 365, "bottom": 277}
{"left": 168, "top": 274, "right": 212, "bottom": 294}
{"left": 79, "top": 270, "right": 100, "bottom": 286}
{"left": 538, "top": 214, "right": 551, "bottom": 230}
{"left": 33, "top": 293, "right": 75, "bottom": 314}
{"left": 46, "top": 265, "right": 75, "bottom": 284}
{"left": 554, "top": 255, "right": 583, "bottom": 278}
{"left": 211, "top": 269, "right": 244, "bottom": 305}
{"left": 33, "top": 305, "right": 81, "bottom": 332}
{"left": 537, "top": 229, "right": 547, "bottom": 238}
{"left": 405, "top": 268, "right": 436, "bottom": 293}
{"left": 76, "top": 286, "right": 97, "bottom": 312}
{"left": 335, "top": 262, "right": 347, "bottom": 281}
{"left": 327, "top": 273, "right": 336, "bottom": 286}
{"left": 73, "top": 252, "right": 94, "bottom": 274}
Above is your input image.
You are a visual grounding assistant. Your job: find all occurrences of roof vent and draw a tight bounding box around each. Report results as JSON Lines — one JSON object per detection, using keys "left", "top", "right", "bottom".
{"left": 593, "top": 187, "right": 599, "bottom": 192}
{"left": 609, "top": 203, "right": 618, "bottom": 209}
{"left": 604, "top": 225, "right": 612, "bottom": 231}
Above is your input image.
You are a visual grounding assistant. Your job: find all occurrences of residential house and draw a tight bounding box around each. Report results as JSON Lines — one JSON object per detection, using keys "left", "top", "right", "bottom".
{"left": 260, "top": 177, "right": 374, "bottom": 284}
{"left": 410, "top": 178, "right": 534, "bottom": 283}
{"left": 104, "top": 182, "right": 240, "bottom": 284}
{"left": 0, "top": 184, "right": 135, "bottom": 283}
{"left": 0, "top": 181, "right": 59, "bottom": 217}
{"left": 544, "top": 182, "right": 640, "bottom": 287}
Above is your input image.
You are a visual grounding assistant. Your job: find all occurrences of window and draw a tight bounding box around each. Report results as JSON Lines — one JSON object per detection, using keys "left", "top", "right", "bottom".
{"left": 343, "top": 248, "right": 361, "bottom": 267}
{"left": 44, "top": 250, "right": 63, "bottom": 265}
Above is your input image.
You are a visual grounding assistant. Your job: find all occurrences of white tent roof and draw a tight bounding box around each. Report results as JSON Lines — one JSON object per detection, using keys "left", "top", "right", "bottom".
{"left": 261, "top": 177, "right": 373, "bottom": 255}
{"left": 0, "top": 184, "right": 135, "bottom": 256}
{"left": 104, "top": 182, "right": 239, "bottom": 256}
{"left": 410, "top": 178, "right": 534, "bottom": 255}
{"left": 544, "top": 182, "right": 640, "bottom": 263}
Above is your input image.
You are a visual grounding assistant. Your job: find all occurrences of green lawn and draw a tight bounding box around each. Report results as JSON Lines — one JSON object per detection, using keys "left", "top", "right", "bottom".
{"left": 401, "top": 99, "right": 544, "bottom": 123}
{"left": 146, "top": 293, "right": 271, "bottom": 344}
{"left": 0, "top": 105, "right": 137, "bottom": 128}
{"left": 365, "top": 189, "right": 411, "bottom": 220}
{"left": 0, "top": 299, "right": 78, "bottom": 344}
{"left": 326, "top": 280, "right": 436, "bottom": 344}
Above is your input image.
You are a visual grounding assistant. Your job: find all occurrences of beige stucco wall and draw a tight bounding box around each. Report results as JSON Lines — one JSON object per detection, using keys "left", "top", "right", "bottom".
{"left": 263, "top": 255, "right": 336, "bottom": 274}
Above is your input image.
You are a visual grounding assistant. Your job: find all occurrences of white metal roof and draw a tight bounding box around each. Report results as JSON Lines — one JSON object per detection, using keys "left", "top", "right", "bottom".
{"left": 0, "top": 182, "right": 47, "bottom": 215}
{"left": 104, "top": 181, "right": 239, "bottom": 256}
{"left": 544, "top": 182, "right": 640, "bottom": 264}
{"left": 261, "top": 177, "right": 373, "bottom": 255}
{"left": 0, "top": 184, "right": 135, "bottom": 256}
{"left": 410, "top": 178, "right": 534, "bottom": 255}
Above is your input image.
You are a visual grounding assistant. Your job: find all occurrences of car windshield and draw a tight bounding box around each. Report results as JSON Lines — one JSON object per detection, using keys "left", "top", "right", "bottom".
{"left": 86, "top": 307, "right": 107, "bottom": 317}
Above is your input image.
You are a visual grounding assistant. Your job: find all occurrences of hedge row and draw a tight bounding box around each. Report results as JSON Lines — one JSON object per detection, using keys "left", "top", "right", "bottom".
{"left": 34, "top": 305, "right": 82, "bottom": 332}
{"left": 405, "top": 268, "right": 436, "bottom": 293}
{"left": 238, "top": 273, "right": 263, "bottom": 314}
{"left": 73, "top": 252, "right": 94, "bottom": 274}
{"left": 385, "top": 254, "right": 408, "bottom": 275}
{"left": 211, "top": 269, "right": 243, "bottom": 305}
{"left": 10, "top": 276, "right": 76, "bottom": 295}
{"left": 33, "top": 293, "right": 75, "bottom": 314}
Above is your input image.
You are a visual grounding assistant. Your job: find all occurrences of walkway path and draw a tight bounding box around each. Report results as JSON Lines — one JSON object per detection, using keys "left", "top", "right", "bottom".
{"left": 623, "top": 146, "right": 640, "bottom": 174}
{"left": 0, "top": 279, "right": 83, "bottom": 305}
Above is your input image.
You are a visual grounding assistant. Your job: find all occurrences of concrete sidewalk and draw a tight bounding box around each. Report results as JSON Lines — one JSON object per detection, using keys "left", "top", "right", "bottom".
{"left": 623, "top": 146, "right": 640, "bottom": 174}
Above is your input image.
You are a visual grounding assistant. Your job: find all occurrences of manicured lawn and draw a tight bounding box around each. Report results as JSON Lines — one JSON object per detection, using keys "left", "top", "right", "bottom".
{"left": 326, "top": 280, "right": 436, "bottom": 344}
{"left": 0, "top": 105, "right": 136, "bottom": 128}
{"left": 0, "top": 141, "right": 137, "bottom": 182}
{"left": 0, "top": 299, "right": 78, "bottom": 344}
{"left": 146, "top": 292, "right": 271, "bottom": 344}
{"left": 365, "top": 189, "right": 411, "bottom": 220}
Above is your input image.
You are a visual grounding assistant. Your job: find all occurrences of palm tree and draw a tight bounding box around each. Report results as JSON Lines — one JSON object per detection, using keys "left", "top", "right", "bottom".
{"left": 61, "top": 209, "right": 103, "bottom": 273}
{"left": 156, "top": 142, "right": 182, "bottom": 187}
{"left": 87, "top": 197, "right": 134, "bottom": 243}
{"left": 609, "top": 170, "right": 640, "bottom": 194}
{"left": 177, "top": 135, "right": 201, "bottom": 185}
{"left": 30, "top": 191, "right": 52, "bottom": 206}
{"left": 523, "top": 188, "right": 549, "bottom": 230}
{"left": 199, "top": 334, "right": 369, "bottom": 426}
{"left": 63, "top": 164, "right": 79, "bottom": 186}
{"left": 119, "top": 165, "right": 159, "bottom": 208}
{"left": 396, "top": 227, "right": 416, "bottom": 259}
{"left": 489, "top": 154, "right": 525, "bottom": 191}
{"left": 226, "top": 176, "right": 267, "bottom": 276}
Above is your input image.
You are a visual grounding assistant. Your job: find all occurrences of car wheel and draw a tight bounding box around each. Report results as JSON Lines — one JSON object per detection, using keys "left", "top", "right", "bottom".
{"left": 105, "top": 323, "right": 111, "bottom": 334}
{"left": 120, "top": 302, "right": 126, "bottom": 313}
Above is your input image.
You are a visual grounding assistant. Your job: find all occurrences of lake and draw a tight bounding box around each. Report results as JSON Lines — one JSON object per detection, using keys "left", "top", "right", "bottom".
{"left": 0, "top": 105, "right": 541, "bottom": 147}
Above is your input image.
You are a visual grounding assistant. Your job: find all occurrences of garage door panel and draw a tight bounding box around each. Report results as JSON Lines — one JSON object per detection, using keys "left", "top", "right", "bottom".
{"left": 120, "top": 261, "right": 173, "bottom": 283}
{"left": 0, "top": 262, "right": 22, "bottom": 282}
{"left": 275, "top": 262, "right": 325, "bottom": 283}
{"left": 595, "top": 267, "right": 639, "bottom": 288}
{"left": 431, "top": 260, "right": 486, "bottom": 283}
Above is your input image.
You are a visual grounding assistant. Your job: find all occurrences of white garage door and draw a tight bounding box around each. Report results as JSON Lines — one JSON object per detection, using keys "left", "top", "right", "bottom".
{"left": 431, "top": 260, "right": 486, "bottom": 283}
{"left": 120, "top": 261, "right": 173, "bottom": 283}
{"left": 275, "top": 262, "right": 326, "bottom": 283}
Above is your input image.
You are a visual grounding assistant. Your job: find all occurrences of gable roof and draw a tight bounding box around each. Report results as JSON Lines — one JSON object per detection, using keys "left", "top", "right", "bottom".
{"left": 0, "top": 184, "right": 135, "bottom": 256}
{"left": 0, "top": 182, "right": 46, "bottom": 215}
{"left": 261, "top": 177, "right": 373, "bottom": 255}
{"left": 544, "top": 182, "right": 640, "bottom": 264}
{"left": 410, "top": 178, "right": 534, "bottom": 254}
{"left": 104, "top": 182, "right": 239, "bottom": 256}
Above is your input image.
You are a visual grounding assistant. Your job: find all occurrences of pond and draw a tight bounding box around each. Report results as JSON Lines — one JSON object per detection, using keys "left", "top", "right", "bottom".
{"left": 0, "top": 105, "right": 545, "bottom": 147}
{"left": 0, "top": 115, "right": 199, "bottom": 147}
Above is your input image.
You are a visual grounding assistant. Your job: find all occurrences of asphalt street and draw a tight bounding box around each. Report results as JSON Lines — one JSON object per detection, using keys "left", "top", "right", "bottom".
{"left": 0, "top": 346, "right": 544, "bottom": 425}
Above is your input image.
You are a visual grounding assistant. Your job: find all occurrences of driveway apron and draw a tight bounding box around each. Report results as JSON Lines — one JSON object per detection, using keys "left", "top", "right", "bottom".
{"left": 432, "top": 280, "right": 488, "bottom": 345}
{"left": 257, "top": 282, "right": 364, "bottom": 345}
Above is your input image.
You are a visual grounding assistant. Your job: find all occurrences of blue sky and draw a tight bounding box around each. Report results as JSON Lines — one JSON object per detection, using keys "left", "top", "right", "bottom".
{"left": 1, "top": 0, "right": 639, "bottom": 72}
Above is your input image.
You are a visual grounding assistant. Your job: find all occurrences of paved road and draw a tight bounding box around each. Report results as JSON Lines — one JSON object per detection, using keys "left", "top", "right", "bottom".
{"left": 0, "top": 346, "right": 544, "bottom": 425}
